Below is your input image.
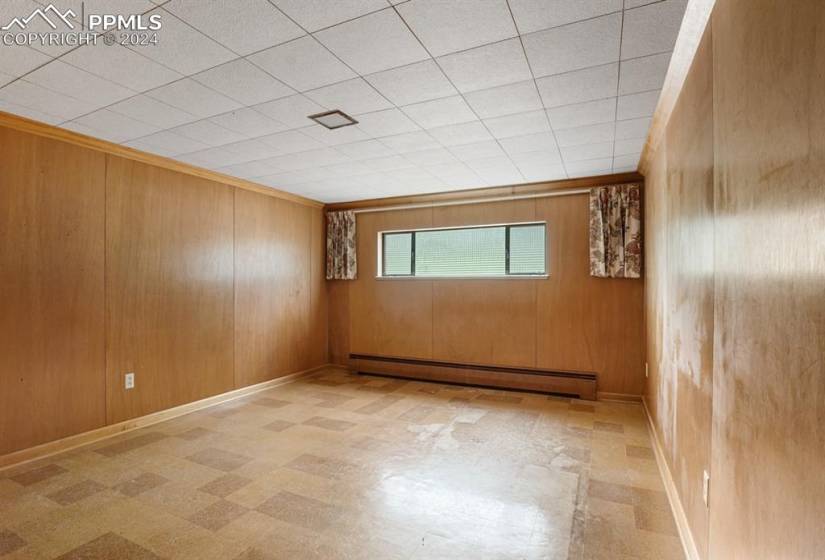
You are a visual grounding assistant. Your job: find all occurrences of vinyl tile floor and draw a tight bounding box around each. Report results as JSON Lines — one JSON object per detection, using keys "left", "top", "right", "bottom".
{"left": 0, "top": 367, "right": 684, "bottom": 560}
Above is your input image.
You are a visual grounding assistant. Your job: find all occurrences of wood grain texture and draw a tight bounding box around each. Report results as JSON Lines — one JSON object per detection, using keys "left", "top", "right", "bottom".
{"left": 535, "top": 194, "right": 646, "bottom": 395}
{"left": 645, "top": 23, "right": 714, "bottom": 559}
{"left": 349, "top": 208, "right": 435, "bottom": 359}
{"left": 709, "top": 1, "right": 825, "bottom": 558}
{"left": 333, "top": 188, "right": 645, "bottom": 395}
{"left": 234, "top": 189, "right": 313, "bottom": 386}
{"left": 0, "top": 127, "right": 106, "bottom": 456}
{"left": 105, "top": 156, "right": 235, "bottom": 424}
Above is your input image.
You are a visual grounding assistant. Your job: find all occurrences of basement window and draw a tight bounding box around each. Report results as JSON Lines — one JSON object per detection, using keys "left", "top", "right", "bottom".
{"left": 379, "top": 222, "right": 547, "bottom": 279}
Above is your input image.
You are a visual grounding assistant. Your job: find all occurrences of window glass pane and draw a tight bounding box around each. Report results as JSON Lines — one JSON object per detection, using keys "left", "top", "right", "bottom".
{"left": 415, "top": 227, "right": 506, "bottom": 276}
{"left": 383, "top": 232, "right": 412, "bottom": 275}
{"left": 509, "top": 224, "right": 546, "bottom": 274}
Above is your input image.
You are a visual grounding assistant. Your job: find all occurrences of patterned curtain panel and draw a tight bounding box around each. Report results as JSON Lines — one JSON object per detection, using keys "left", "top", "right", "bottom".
{"left": 589, "top": 184, "right": 642, "bottom": 278}
{"left": 326, "top": 210, "right": 357, "bottom": 280}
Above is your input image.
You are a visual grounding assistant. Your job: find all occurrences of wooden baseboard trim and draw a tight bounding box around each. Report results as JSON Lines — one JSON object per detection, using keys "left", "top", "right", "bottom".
{"left": 597, "top": 392, "right": 643, "bottom": 402}
{"left": 642, "top": 397, "right": 701, "bottom": 560}
{"left": 0, "top": 364, "right": 336, "bottom": 471}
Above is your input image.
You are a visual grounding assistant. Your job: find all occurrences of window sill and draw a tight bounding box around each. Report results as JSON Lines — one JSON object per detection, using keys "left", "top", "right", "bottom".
{"left": 376, "top": 275, "right": 549, "bottom": 280}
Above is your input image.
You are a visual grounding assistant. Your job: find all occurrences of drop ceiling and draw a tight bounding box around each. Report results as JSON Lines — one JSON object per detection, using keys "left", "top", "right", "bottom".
{"left": 0, "top": 0, "right": 688, "bottom": 202}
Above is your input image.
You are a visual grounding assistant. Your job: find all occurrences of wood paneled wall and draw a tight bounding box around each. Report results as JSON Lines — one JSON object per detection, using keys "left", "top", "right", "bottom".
{"left": 0, "top": 124, "right": 327, "bottom": 456}
{"left": 645, "top": 22, "right": 714, "bottom": 559}
{"left": 0, "top": 127, "right": 107, "bottom": 456}
{"left": 645, "top": 1, "right": 825, "bottom": 558}
{"left": 329, "top": 189, "right": 645, "bottom": 396}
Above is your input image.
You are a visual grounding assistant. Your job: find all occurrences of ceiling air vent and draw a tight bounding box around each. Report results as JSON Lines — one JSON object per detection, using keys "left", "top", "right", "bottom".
{"left": 308, "top": 109, "right": 358, "bottom": 130}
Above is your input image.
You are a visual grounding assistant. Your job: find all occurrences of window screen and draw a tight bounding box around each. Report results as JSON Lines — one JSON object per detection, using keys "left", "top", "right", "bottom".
{"left": 381, "top": 223, "right": 546, "bottom": 277}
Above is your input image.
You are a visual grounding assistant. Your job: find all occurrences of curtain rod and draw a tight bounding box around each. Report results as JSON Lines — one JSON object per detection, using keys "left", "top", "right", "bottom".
{"left": 350, "top": 187, "right": 591, "bottom": 214}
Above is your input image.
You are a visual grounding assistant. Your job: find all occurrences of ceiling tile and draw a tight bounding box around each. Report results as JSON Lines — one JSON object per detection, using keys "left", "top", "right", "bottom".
{"left": 69, "top": 109, "right": 160, "bottom": 143}
{"left": 464, "top": 80, "right": 542, "bottom": 119}
{"left": 132, "top": 8, "right": 236, "bottom": 74}
{"left": 510, "top": 149, "right": 563, "bottom": 167}
{"left": 323, "top": 161, "right": 374, "bottom": 178}
{"left": 625, "top": 0, "right": 661, "bottom": 7}
{"left": 253, "top": 94, "right": 325, "bottom": 128}
{"left": 109, "top": 95, "right": 199, "bottom": 128}
{"left": 618, "top": 52, "right": 671, "bottom": 95}
{"left": 536, "top": 63, "right": 618, "bottom": 108}
{"left": 355, "top": 109, "right": 420, "bottom": 137}
{"left": 516, "top": 162, "right": 567, "bottom": 182}
{"left": 268, "top": 148, "right": 349, "bottom": 171}
{"left": 378, "top": 130, "right": 441, "bottom": 153}
{"left": 305, "top": 78, "right": 392, "bottom": 115}
{"left": 164, "top": 0, "right": 304, "bottom": 55}
{"left": 509, "top": 0, "right": 623, "bottom": 35}
{"left": 0, "top": 80, "right": 100, "bottom": 121}
{"left": 257, "top": 129, "right": 327, "bottom": 155}
{"left": 614, "top": 116, "right": 651, "bottom": 139}
{"left": 427, "top": 120, "right": 492, "bottom": 146}
{"left": 172, "top": 119, "right": 247, "bottom": 147}
{"left": 248, "top": 36, "right": 356, "bottom": 92}
{"left": 622, "top": 0, "right": 688, "bottom": 60}
{"left": 365, "top": 60, "right": 456, "bottom": 106}
{"left": 468, "top": 157, "right": 524, "bottom": 185}
{"left": 335, "top": 139, "right": 395, "bottom": 160}
{"left": 614, "top": 136, "right": 646, "bottom": 156}
{"left": 566, "top": 157, "right": 613, "bottom": 177}
{"left": 546, "top": 97, "right": 616, "bottom": 129}
{"left": 425, "top": 162, "right": 482, "bottom": 187}
{"left": 0, "top": 99, "right": 63, "bottom": 125}
{"left": 560, "top": 141, "right": 614, "bottom": 162}
{"left": 127, "top": 130, "right": 212, "bottom": 156}
{"left": 616, "top": 89, "right": 660, "bottom": 120}
{"left": 401, "top": 96, "right": 477, "bottom": 129}
{"left": 499, "top": 132, "right": 559, "bottom": 155}
{"left": 147, "top": 78, "right": 242, "bottom": 118}
{"left": 362, "top": 155, "right": 416, "bottom": 172}
{"left": 217, "top": 160, "right": 281, "bottom": 180}
{"left": 404, "top": 148, "right": 458, "bottom": 166}
{"left": 272, "top": 0, "right": 388, "bottom": 32}
{"left": 483, "top": 110, "right": 550, "bottom": 139}
{"left": 209, "top": 107, "right": 288, "bottom": 137}
{"left": 221, "top": 139, "right": 279, "bottom": 162}
{"left": 179, "top": 146, "right": 251, "bottom": 168}
{"left": 300, "top": 122, "right": 371, "bottom": 145}
{"left": 523, "top": 13, "right": 621, "bottom": 77}
{"left": 24, "top": 60, "right": 134, "bottom": 107}
{"left": 61, "top": 45, "right": 181, "bottom": 92}
{"left": 0, "top": 45, "right": 50, "bottom": 76}
{"left": 449, "top": 140, "right": 505, "bottom": 162}
{"left": 397, "top": 0, "right": 517, "bottom": 57}
{"left": 193, "top": 59, "right": 294, "bottom": 106}
{"left": 437, "top": 39, "right": 532, "bottom": 93}
{"left": 316, "top": 8, "right": 429, "bottom": 74}
{"left": 555, "top": 122, "right": 615, "bottom": 147}
{"left": 613, "top": 152, "right": 641, "bottom": 168}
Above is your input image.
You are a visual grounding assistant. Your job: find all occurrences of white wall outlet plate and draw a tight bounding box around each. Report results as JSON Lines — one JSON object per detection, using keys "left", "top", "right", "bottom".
{"left": 125, "top": 372, "right": 135, "bottom": 390}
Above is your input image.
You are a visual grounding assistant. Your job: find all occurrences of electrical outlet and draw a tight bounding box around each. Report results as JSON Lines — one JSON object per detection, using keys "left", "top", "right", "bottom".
{"left": 703, "top": 470, "right": 710, "bottom": 506}
{"left": 125, "top": 372, "right": 135, "bottom": 390}
{"left": 645, "top": 362, "right": 649, "bottom": 378}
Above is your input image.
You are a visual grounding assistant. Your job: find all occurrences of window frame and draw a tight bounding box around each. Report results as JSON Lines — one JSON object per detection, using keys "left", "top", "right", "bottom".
{"left": 378, "top": 221, "right": 548, "bottom": 279}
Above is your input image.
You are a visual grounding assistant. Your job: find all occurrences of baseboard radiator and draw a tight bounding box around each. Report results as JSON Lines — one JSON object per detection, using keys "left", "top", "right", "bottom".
{"left": 350, "top": 354, "right": 597, "bottom": 400}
